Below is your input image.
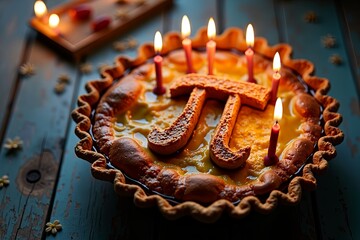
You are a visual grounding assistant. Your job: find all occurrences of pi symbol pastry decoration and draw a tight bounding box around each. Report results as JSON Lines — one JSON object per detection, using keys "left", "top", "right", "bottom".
{"left": 147, "top": 73, "right": 271, "bottom": 169}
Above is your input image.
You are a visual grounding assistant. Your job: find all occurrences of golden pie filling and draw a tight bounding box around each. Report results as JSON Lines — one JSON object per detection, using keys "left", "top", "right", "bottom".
{"left": 112, "top": 50, "right": 306, "bottom": 186}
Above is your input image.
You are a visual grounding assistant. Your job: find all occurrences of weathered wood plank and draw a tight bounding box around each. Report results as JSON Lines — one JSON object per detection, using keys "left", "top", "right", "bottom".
{"left": 167, "top": 0, "right": 217, "bottom": 34}
{"left": 339, "top": 0, "right": 360, "bottom": 100}
{"left": 224, "top": 0, "right": 278, "bottom": 45}
{"left": 0, "top": 1, "right": 79, "bottom": 239}
{"left": 276, "top": 0, "right": 360, "bottom": 239}
{"left": 0, "top": 0, "right": 35, "bottom": 141}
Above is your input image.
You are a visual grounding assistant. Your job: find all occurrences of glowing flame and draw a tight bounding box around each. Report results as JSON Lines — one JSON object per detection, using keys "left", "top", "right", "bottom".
{"left": 34, "top": 0, "right": 47, "bottom": 18}
{"left": 154, "top": 31, "right": 162, "bottom": 53}
{"left": 181, "top": 15, "right": 191, "bottom": 39}
{"left": 273, "top": 52, "right": 281, "bottom": 72}
{"left": 49, "top": 14, "right": 59, "bottom": 28}
{"left": 207, "top": 17, "right": 216, "bottom": 40}
{"left": 246, "top": 24, "right": 254, "bottom": 47}
{"left": 274, "top": 98, "right": 283, "bottom": 122}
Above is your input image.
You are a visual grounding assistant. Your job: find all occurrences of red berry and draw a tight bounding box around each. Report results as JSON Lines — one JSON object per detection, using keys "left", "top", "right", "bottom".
{"left": 91, "top": 16, "right": 112, "bottom": 32}
{"left": 68, "top": 4, "right": 92, "bottom": 21}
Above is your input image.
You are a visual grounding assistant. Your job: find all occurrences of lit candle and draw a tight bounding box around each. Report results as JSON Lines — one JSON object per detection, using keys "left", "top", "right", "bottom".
{"left": 206, "top": 17, "right": 216, "bottom": 75}
{"left": 34, "top": 0, "right": 47, "bottom": 19}
{"left": 49, "top": 13, "right": 61, "bottom": 36}
{"left": 264, "top": 98, "right": 283, "bottom": 166}
{"left": 181, "top": 15, "right": 195, "bottom": 74}
{"left": 270, "top": 52, "right": 281, "bottom": 104}
{"left": 245, "top": 24, "right": 256, "bottom": 83}
{"left": 153, "top": 31, "right": 166, "bottom": 95}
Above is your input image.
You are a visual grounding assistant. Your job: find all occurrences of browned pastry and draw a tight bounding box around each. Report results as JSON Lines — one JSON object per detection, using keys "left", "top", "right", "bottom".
{"left": 149, "top": 73, "right": 270, "bottom": 169}
{"left": 210, "top": 94, "right": 250, "bottom": 169}
{"left": 147, "top": 88, "right": 207, "bottom": 155}
{"left": 170, "top": 74, "right": 270, "bottom": 110}
{"left": 72, "top": 27, "right": 344, "bottom": 223}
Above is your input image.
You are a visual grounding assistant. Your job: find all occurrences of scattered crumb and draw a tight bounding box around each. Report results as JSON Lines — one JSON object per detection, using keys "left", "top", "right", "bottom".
{"left": 80, "top": 63, "right": 93, "bottom": 74}
{"left": 329, "top": 54, "right": 342, "bottom": 65}
{"left": 127, "top": 38, "right": 138, "bottom": 48}
{"left": 57, "top": 74, "right": 71, "bottom": 84}
{"left": 322, "top": 34, "right": 337, "bottom": 48}
{"left": 113, "top": 41, "right": 128, "bottom": 51}
{"left": 113, "top": 38, "right": 138, "bottom": 52}
{"left": 54, "top": 82, "right": 67, "bottom": 94}
{"left": 45, "top": 220, "right": 62, "bottom": 235}
{"left": 3, "top": 137, "right": 23, "bottom": 151}
{"left": 0, "top": 175, "right": 10, "bottom": 188}
{"left": 54, "top": 73, "right": 71, "bottom": 94}
{"left": 304, "top": 11, "right": 318, "bottom": 23}
{"left": 19, "top": 63, "right": 36, "bottom": 76}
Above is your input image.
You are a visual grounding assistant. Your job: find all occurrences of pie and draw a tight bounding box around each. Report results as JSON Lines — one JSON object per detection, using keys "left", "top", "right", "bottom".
{"left": 72, "top": 27, "right": 344, "bottom": 222}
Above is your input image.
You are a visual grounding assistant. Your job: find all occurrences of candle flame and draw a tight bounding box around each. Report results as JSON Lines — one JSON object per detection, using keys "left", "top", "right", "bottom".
{"left": 207, "top": 17, "right": 216, "bottom": 40}
{"left": 181, "top": 15, "right": 191, "bottom": 39}
{"left": 274, "top": 98, "right": 283, "bottom": 122}
{"left": 246, "top": 24, "right": 254, "bottom": 47}
{"left": 273, "top": 52, "right": 281, "bottom": 72}
{"left": 34, "top": 0, "right": 47, "bottom": 18}
{"left": 154, "top": 31, "right": 162, "bottom": 53}
{"left": 49, "top": 14, "right": 60, "bottom": 28}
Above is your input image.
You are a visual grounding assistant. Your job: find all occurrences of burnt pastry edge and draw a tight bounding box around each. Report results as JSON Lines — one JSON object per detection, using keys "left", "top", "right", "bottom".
{"left": 72, "top": 27, "right": 344, "bottom": 223}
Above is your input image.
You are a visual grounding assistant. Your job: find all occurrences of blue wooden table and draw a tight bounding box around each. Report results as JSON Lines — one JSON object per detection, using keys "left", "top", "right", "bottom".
{"left": 0, "top": 0, "right": 359, "bottom": 239}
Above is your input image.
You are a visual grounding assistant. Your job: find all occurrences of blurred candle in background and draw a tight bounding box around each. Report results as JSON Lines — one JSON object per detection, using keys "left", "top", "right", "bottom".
{"left": 49, "top": 13, "right": 61, "bottom": 36}
{"left": 206, "top": 17, "right": 216, "bottom": 75}
{"left": 34, "top": 0, "right": 47, "bottom": 20}
{"left": 181, "top": 15, "right": 195, "bottom": 73}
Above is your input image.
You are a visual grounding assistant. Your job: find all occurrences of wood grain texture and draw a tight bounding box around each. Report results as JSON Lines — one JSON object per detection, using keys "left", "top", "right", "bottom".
{"left": 224, "top": 0, "right": 278, "bottom": 44}
{"left": 276, "top": 0, "right": 359, "bottom": 239}
{"left": 0, "top": 0, "right": 79, "bottom": 238}
{"left": 0, "top": 0, "right": 35, "bottom": 141}
{"left": 339, "top": 0, "right": 360, "bottom": 101}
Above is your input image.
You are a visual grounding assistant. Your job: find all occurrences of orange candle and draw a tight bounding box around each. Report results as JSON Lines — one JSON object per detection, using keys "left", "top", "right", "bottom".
{"left": 270, "top": 52, "right": 281, "bottom": 104}
{"left": 264, "top": 98, "right": 283, "bottom": 166}
{"left": 181, "top": 15, "right": 195, "bottom": 73}
{"left": 245, "top": 24, "right": 256, "bottom": 83}
{"left": 153, "top": 31, "right": 166, "bottom": 95}
{"left": 206, "top": 18, "right": 216, "bottom": 75}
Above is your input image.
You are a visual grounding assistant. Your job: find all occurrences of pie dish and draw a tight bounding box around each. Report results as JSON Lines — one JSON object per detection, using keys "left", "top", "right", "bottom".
{"left": 72, "top": 27, "right": 344, "bottom": 222}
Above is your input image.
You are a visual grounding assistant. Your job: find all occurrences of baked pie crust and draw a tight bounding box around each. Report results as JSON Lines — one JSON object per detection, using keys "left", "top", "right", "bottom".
{"left": 72, "top": 27, "right": 344, "bottom": 222}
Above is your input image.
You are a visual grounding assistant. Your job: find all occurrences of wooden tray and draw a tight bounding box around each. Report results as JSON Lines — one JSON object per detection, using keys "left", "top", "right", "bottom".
{"left": 29, "top": 0, "right": 172, "bottom": 60}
